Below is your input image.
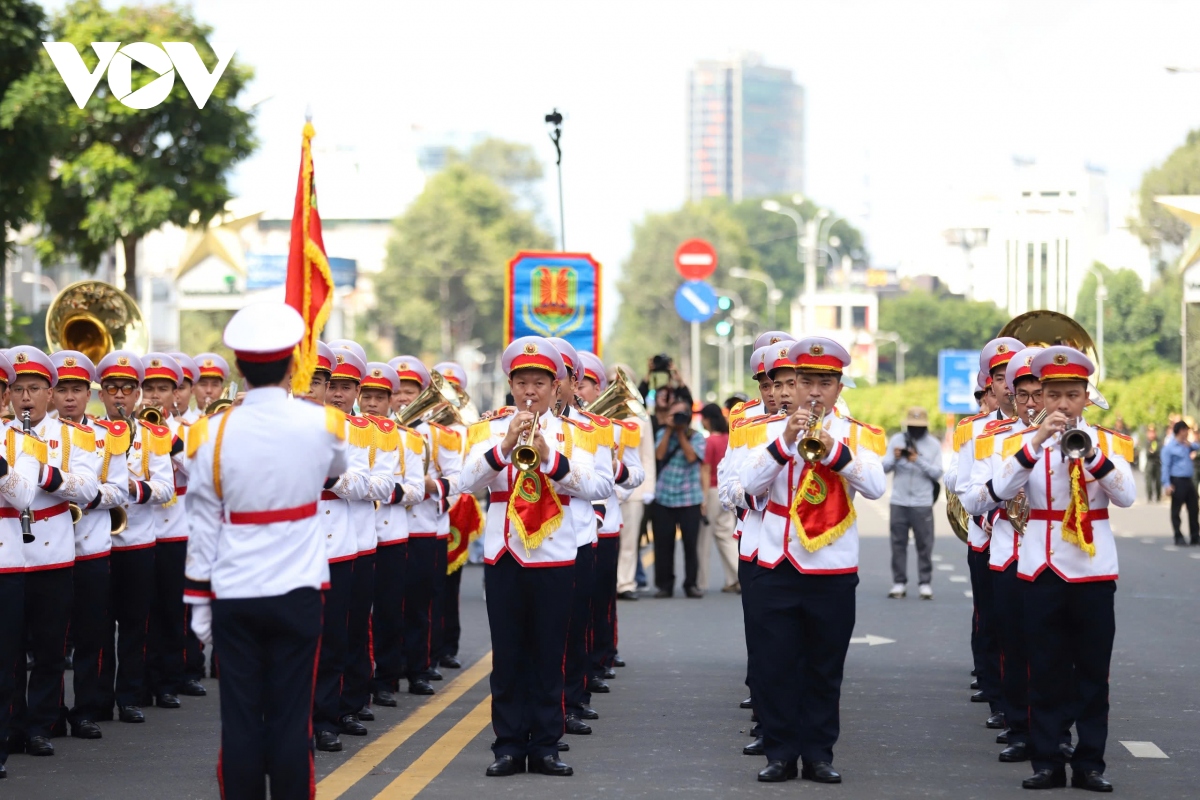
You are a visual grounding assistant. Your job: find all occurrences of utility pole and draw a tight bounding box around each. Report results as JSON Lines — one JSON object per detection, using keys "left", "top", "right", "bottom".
{"left": 545, "top": 109, "right": 565, "bottom": 250}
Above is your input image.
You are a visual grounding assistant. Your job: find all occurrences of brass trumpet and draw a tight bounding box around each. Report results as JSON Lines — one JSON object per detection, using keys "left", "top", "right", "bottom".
{"left": 205, "top": 381, "right": 238, "bottom": 416}
{"left": 798, "top": 400, "right": 827, "bottom": 464}
{"left": 1060, "top": 420, "right": 1093, "bottom": 460}
{"left": 512, "top": 400, "right": 540, "bottom": 472}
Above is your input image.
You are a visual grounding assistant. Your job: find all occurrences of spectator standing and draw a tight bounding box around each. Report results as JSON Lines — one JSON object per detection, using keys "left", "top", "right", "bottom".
{"left": 697, "top": 404, "right": 739, "bottom": 593}
{"left": 650, "top": 399, "right": 706, "bottom": 598}
{"left": 1163, "top": 420, "right": 1200, "bottom": 546}
{"left": 1143, "top": 425, "right": 1162, "bottom": 503}
{"left": 881, "top": 407, "right": 944, "bottom": 599}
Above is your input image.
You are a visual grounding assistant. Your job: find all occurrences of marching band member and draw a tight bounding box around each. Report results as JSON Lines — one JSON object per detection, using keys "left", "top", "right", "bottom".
{"left": 547, "top": 337, "right": 615, "bottom": 734}
{"left": 184, "top": 302, "right": 348, "bottom": 800}
{"left": 990, "top": 347, "right": 1135, "bottom": 792}
{"left": 461, "top": 336, "right": 613, "bottom": 777}
{"left": 48, "top": 351, "right": 128, "bottom": 740}
{"left": 431, "top": 360, "right": 473, "bottom": 671}
{"left": 737, "top": 337, "right": 886, "bottom": 784}
{"left": 6, "top": 346, "right": 99, "bottom": 756}
{"left": 948, "top": 336, "right": 1021, "bottom": 727}
{"left": 614, "top": 366, "right": 656, "bottom": 604}
{"left": 169, "top": 352, "right": 201, "bottom": 423}
{"left": 962, "top": 346, "right": 1043, "bottom": 763}
{"left": 0, "top": 353, "right": 44, "bottom": 776}
{"left": 95, "top": 350, "right": 175, "bottom": 725}
{"left": 577, "top": 351, "right": 644, "bottom": 701}
{"left": 390, "top": 355, "right": 461, "bottom": 694}
{"left": 192, "top": 353, "right": 230, "bottom": 415}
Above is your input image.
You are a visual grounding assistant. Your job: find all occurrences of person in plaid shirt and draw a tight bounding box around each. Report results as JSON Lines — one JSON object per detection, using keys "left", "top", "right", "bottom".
{"left": 650, "top": 398, "right": 706, "bottom": 598}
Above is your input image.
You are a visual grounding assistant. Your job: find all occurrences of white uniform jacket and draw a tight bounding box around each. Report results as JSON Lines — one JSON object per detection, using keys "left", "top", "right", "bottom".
{"left": 329, "top": 415, "right": 392, "bottom": 557}
{"left": 76, "top": 417, "right": 132, "bottom": 560}
{"left": 157, "top": 417, "right": 191, "bottom": 543}
{"left": 0, "top": 429, "right": 44, "bottom": 573}
{"left": 737, "top": 411, "right": 886, "bottom": 573}
{"left": 598, "top": 419, "right": 646, "bottom": 537}
{"left": 376, "top": 423, "right": 425, "bottom": 547}
{"left": 6, "top": 416, "right": 100, "bottom": 571}
{"left": 460, "top": 408, "right": 614, "bottom": 567}
{"left": 949, "top": 410, "right": 1011, "bottom": 551}
{"left": 406, "top": 422, "right": 463, "bottom": 540}
{"left": 184, "top": 388, "right": 348, "bottom": 602}
{"left": 960, "top": 419, "right": 1021, "bottom": 570}
{"left": 112, "top": 418, "right": 175, "bottom": 552}
{"left": 720, "top": 402, "right": 769, "bottom": 560}
{"left": 564, "top": 408, "right": 614, "bottom": 548}
{"left": 991, "top": 422, "right": 1135, "bottom": 583}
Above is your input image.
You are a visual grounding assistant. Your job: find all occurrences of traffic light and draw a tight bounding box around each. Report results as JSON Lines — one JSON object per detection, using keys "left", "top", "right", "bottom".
{"left": 717, "top": 295, "right": 732, "bottom": 311}
{"left": 715, "top": 320, "right": 732, "bottom": 337}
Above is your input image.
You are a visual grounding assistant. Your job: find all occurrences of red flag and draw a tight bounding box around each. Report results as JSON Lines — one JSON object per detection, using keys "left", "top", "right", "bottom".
{"left": 447, "top": 495, "right": 484, "bottom": 574}
{"left": 285, "top": 121, "right": 334, "bottom": 393}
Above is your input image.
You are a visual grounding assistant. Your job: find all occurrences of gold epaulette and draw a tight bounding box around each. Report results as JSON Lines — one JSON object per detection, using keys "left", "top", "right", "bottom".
{"left": 976, "top": 421, "right": 1016, "bottom": 460}
{"left": 7, "top": 428, "right": 47, "bottom": 465}
{"left": 140, "top": 421, "right": 173, "bottom": 456}
{"left": 325, "top": 406, "right": 346, "bottom": 440}
{"left": 366, "top": 415, "right": 400, "bottom": 452}
{"left": 406, "top": 429, "right": 426, "bottom": 455}
{"left": 62, "top": 419, "right": 96, "bottom": 453}
{"left": 92, "top": 418, "right": 131, "bottom": 456}
{"left": 346, "top": 415, "right": 373, "bottom": 448}
{"left": 562, "top": 414, "right": 600, "bottom": 453}
{"left": 615, "top": 419, "right": 641, "bottom": 449}
{"left": 430, "top": 422, "right": 463, "bottom": 453}
{"left": 737, "top": 413, "right": 778, "bottom": 450}
{"left": 729, "top": 398, "right": 761, "bottom": 424}
{"left": 1002, "top": 427, "right": 1036, "bottom": 459}
{"left": 846, "top": 417, "right": 887, "bottom": 456}
{"left": 1094, "top": 426, "right": 1134, "bottom": 462}
{"left": 467, "top": 419, "right": 494, "bottom": 450}
{"left": 576, "top": 412, "right": 614, "bottom": 449}
{"left": 953, "top": 412, "right": 988, "bottom": 452}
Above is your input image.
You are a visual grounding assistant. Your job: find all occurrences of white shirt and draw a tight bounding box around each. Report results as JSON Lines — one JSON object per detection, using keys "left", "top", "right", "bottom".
{"left": 376, "top": 423, "right": 424, "bottom": 546}
{"left": 112, "top": 417, "right": 175, "bottom": 551}
{"left": 184, "top": 387, "right": 348, "bottom": 602}
{"left": 0, "top": 430, "right": 43, "bottom": 572}
{"left": 75, "top": 416, "right": 131, "bottom": 560}
{"left": 599, "top": 420, "right": 646, "bottom": 536}
{"left": 564, "top": 407, "right": 614, "bottom": 547}
{"left": 156, "top": 416, "right": 191, "bottom": 542}
{"left": 406, "top": 421, "right": 463, "bottom": 539}
{"left": 950, "top": 410, "right": 1010, "bottom": 551}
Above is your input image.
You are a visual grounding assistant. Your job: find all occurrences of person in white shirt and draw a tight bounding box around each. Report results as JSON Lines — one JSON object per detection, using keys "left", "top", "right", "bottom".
{"left": 192, "top": 353, "right": 230, "bottom": 414}
{"left": 185, "top": 302, "right": 348, "bottom": 800}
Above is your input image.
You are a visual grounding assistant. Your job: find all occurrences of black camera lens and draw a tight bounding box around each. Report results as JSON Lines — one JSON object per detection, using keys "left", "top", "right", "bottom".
{"left": 672, "top": 411, "right": 690, "bottom": 426}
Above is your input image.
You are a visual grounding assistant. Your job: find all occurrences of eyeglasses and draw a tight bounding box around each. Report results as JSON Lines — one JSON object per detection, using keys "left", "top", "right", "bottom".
{"left": 102, "top": 385, "right": 138, "bottom": 397}
{"left": 1015, "top": 390, "right": 1043, "bottom": 403}
{"left": 9, "top": 385, "right": 47, "bottom": 397}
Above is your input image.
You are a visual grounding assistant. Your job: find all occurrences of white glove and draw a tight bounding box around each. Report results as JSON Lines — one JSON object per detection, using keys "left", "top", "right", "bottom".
{"left": 642, "top": 492, "right": 655, "bottom": 505}
{"left": 190, "top": 603, "right": 213, "bottom": 646}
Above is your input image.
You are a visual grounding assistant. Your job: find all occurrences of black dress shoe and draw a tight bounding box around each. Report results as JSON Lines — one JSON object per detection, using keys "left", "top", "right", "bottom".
{"left": 373, "top": 689, "right": 398, "bottom": 707}
{"left": 528, "top": 754, "right": 573, "bottom": 776}
{"left": 617, "top": 590, "right": 639, "bottom": 601}
{"left": 1022, "top": 768, "right": 1067, "bottom": 789}
{"left": 1060, "top": 742, "right": 1076, "bottom": 759}
{"left": 156, "top": 693, "right": 181, "bottom": 709}
{"left": 26, "top": 736, "right": 54, "bottom": 756}
{"left": 427, "top": 668, "right": 444, "bottom": 681}
{"left": 612, "top": 655, "right": 625, "bottom": 667}
{"left": 556, "top": 740, "right": 569, "bottom": 752}
{"left": 564, "top": 714, "right": 592, "bottom": 735}
{"left": 587, "top": 677, "right": 610, "bottom": 693}
{"left": 1176, "top": 536, "right": 1188, "bottom": 546}
{"left": 579, "top": 706, "right": 599, "bottom": 720}
{"left": 802, "top": 761, "right": 841, "bottom": 783}
{"left": 1071, "top": 770, "right": 1113, "bottom": 792}
{"left": 971, "top": 678, "right": 980, "bottom": 690}
{"left": 986, "top": 713, "right": 1006, "bottom": 729}
{"left": 997, "top": 729, "right": 1010, "bottom": 744}
{"left": 338, "top": 714, "right": 368, "bottom": 736}
{"left": 742, "top": 736, "right": 764, "bottom": 756}
{"left": 118, "top": 706, "right": 145, "bottom": 723}
{"left": 485, "top": 755, "right": 525, "bottom": 777}
{"left": 971, "top": 690, "right": 988, "bottom": 703}
{"left": 315, "top": 731, "right": 343, "bottom": 752}
{"left": 750, "top": 722, "right": 762, "bottom": 737}
{"left": 653, "top": 589, "right": 672, "bottom": 598}
{"left": 71, "top": 720, "right": 103, "bottom": 740}
{"left": 0, "top": 764, "right": 6, "bottom": 778}
{"left": 740, "top": 696, "right": 753, "bottom": 709}
{"left": 758, "top": 760, "right": 798, "bottom": 782}
{"left": 602, "top": 667, "right": 616, "bottom": 679}
{"left": 999, "top": 742, "right": 1029, "bottom": 762}
{"left": 439, "top": 656, "right": 462, "bottom": 669}
{"left": 409, "top": 679, "right": 435, "bottom": 695}
{"left": 684, "top": 586, "right": 704, "bottom": 598}
{"left": 178, "top": 679, "right": 207, "bottom": 697}
{"left": 357, "top": 706, "right": 375, "bottom": 721}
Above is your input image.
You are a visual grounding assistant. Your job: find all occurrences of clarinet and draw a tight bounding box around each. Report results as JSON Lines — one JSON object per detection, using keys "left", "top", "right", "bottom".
{"left": 19, "top": 410, "right": 34, "bottom": 543}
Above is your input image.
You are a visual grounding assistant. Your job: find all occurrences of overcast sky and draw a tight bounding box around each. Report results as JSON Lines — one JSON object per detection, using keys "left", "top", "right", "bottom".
{"left": 56, "top": 0, "right": 1200, "bottom": 310}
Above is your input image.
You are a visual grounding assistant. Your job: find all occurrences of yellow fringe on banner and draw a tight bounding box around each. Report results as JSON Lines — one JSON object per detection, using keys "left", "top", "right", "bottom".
{"left": 290, "top": 122, "right": 335, "bottom": 396}
{"left": 1061, "top": 460, "right": 1095, "bottom": 557}
{"left": 788, "top": 468, "right": 857, "bottom": 553}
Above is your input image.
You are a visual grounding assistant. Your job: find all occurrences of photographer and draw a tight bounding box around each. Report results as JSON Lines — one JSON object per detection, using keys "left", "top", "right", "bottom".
{"left": 881, "top": 407, "right": 944, "bottom": 599}
{"left": 649, "top": 398, "right": 706, "bottom": 598}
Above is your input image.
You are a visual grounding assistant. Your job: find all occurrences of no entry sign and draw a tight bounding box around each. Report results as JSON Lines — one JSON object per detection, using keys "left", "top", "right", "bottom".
{"left": 674, "top": 239, "right": 718, "bottom": 280}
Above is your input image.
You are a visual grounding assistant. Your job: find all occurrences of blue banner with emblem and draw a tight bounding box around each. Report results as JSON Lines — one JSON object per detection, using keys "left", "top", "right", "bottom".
{"left": 505, "top": 251, "right": 602, "bottom": 355}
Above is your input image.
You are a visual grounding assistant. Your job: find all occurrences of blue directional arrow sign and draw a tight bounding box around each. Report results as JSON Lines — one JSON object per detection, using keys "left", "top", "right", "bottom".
{"left": 674, "top": 280, "right": 718, "bottom": 324}
{"left": 938, "top": 349, "right": 981, "bottom": 415}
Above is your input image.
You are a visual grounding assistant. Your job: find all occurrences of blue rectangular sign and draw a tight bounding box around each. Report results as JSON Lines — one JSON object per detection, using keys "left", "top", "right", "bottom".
{"left": 245, "top": 253, "right": 357, "bottom": 291}
{"left": 939, "top": 349, "right": 981, "bottom": 415}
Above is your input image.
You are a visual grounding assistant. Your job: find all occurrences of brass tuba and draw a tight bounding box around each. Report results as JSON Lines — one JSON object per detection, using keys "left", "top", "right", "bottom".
{"left": 588, "top": 367, "right": 648, "bottom": 421}
{"left": 998, "top": 309, "right": 1109, "bottom": 409}
{"left": 46, "top": 281, "right": 148, "bottom": 364}
{"left": 396, "top": 371, "right": 461, "bottom": 428}
{"left": 946, "top": 492, "right": 971, "bottom": 543}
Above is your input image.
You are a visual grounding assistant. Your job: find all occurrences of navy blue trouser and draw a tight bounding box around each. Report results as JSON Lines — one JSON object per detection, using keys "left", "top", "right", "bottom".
{"left": 313, "top": 560, "right": 353, "bottom": 733}
{"left": 371, "top": 542, "right": 407, "bottom": 693}
{"left": 70, "top": 555, "right": 110, "bottom": 725}
{"left": 564, "top": 543, "right": 595, "bottom": 717}
{"left": 992, "top": 561, "right": 1029, "bottom": 743}
{"left": 968, "top": 545, "right": 1001, "bottom": 713}
{"left": 589, "top": 536, "right": 620, "bottom": 675}
{"left": 344, "top": 553, "right": 375, "bottom": 713}
{"left": 0, "top": 572, "right": 24, "bottom": 762}
{"left": 102, "top": 547, "right": 154, "bottom": 710}
{"left": 14, "top": 566, "right": 73, "bottom": 739}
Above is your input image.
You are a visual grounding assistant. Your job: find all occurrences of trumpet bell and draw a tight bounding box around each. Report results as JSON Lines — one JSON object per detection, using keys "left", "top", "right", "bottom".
{"left": 589, "top": 367, "right": 649, "bottom": 421}
{"left": 397, "top": 371, "right": 461, "bottom": 428}
{"left": 205, "top": 398, "right": 234, "bottom": 416}
{"left": 512, "top": 443, "right": 540, "bottom": 472}
{"left": 46, "top": 281, "right": 147, "bottom": 363}
{"left": 109, "top": 506, "right": 128, "bottom": 536}
{"left": 946, "top": 493, "right": 971, "bottom": 544}
{"left": 1061, "top": 427, "right": 1093, "bottom": 460}
{"left": 69, "top": 503, "right": 82, "bottom": 526}
{"left": 137, "top": 407, "right": 165, "bottom": 426}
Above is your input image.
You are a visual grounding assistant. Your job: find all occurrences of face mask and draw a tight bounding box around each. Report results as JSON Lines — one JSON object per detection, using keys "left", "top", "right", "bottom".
{"left": 907, "top": 427, "right": 927, "bottom": 439}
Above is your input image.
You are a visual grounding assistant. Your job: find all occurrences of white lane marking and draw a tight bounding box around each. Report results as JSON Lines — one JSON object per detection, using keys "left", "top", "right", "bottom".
{"left": 1141, "top": 538, "right": 1156, "bottom": 544}
{"left": 932, "top": 554, "right": 944, "bottom": 562}
{"left": 849, "top": 634, "right": 895, "bottom": 646}
{"left": 936, "top": 563, "right": 956, "bottom": 571}
{"left": 949, "top": 575, "right": 969, "bottom": 583}
{"left": 1165, "top": 546, "right": 1184, "bottom": 551}
{"left": 1120, "top": 741, "right": 1168, "bottom": 758}
{"left": 964, "top": 590, "right": 974, "bottom": 598}
{"left": 1190, "top": 553, "right": 1200, "bottom": 560}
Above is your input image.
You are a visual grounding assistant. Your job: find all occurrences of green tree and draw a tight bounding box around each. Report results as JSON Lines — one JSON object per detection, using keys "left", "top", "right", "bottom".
{"left": 0, "top": 0, "right": 52, "bottom": 332}
{"left": 1, "top": 0, "right": 256, "bottom": 301}
{"left": 1075, "top": 263, "right": 1179, "bottom": 379}
{"left": 377, "top": 161, "right": 553, "bottom": 361}
{"left": 1132, "top": 128, "right": 1200, "bottom": 250}
{"left": 448, "top": 137, "right": 544, "bottom": 210}
{"left": 876, "top": 290, "right": 1009, "bottom": 380}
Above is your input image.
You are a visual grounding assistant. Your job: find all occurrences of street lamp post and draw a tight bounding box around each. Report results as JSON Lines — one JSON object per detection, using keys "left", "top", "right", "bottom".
{"left": 728, "top": 267, "right": 782, "bottom": 329}
{"left": 761, "top": 199, "right": 818, "bottom": 329}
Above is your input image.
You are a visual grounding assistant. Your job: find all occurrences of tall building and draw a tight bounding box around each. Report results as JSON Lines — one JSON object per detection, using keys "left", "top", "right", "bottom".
{"left": 687, "top": 53, "right": 805, "bottom": 203}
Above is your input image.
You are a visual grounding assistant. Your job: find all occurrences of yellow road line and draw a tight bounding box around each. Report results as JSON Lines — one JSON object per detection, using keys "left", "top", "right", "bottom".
{"left": 316, "top": 653, "right": 492, "bottom": 800}
{"left": 374, "top": 696, "right": 492, "bottom": 800}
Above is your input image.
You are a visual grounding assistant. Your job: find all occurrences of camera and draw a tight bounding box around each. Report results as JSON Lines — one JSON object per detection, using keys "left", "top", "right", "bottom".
{"left": 651, "top": 354, "right": 672, "bottom": 372}
{"left": 672, "top": 411, "right": 691, "bottom": 428}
